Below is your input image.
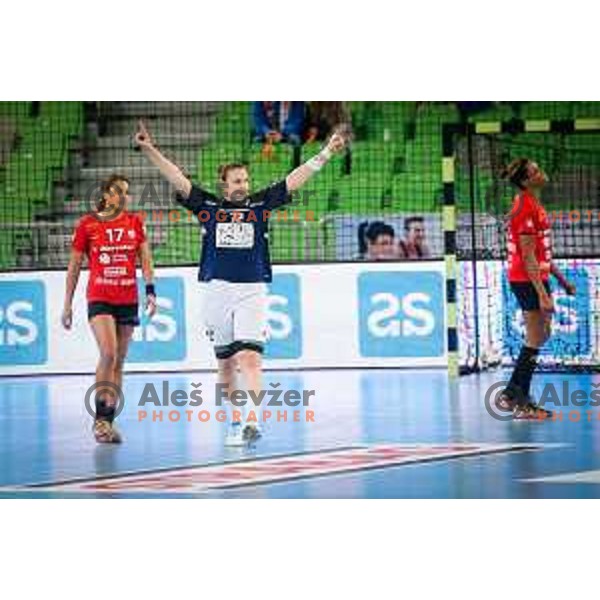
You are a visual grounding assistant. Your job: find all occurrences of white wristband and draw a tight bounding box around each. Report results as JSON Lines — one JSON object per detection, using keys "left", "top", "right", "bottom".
{"left": 307, "top": 147, "right": 333, "bottom": 172}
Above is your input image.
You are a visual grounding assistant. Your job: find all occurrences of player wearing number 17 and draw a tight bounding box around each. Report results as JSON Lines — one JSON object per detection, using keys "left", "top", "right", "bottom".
{"left": 135, "top": 121, "right": 346, "bottom": 445}
{"left": 61, "top": 175, "right": 157, "bottom": 443}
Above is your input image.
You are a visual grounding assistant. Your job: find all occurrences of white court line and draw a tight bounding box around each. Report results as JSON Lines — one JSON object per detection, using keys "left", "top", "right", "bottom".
{"left": 523, "top": 469, "right": 600, "bottom": 484}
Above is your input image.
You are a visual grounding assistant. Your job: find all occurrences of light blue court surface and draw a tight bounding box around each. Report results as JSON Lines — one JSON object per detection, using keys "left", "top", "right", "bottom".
{"left": 1, "top": 369, "right": 600, "bottom": 498}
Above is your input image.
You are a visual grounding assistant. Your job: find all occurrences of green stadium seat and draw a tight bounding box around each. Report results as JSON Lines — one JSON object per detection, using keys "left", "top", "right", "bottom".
{"left": 197, "top": 143, "right": 246, "bottom": 192}
{"left": 332, "top": 175, "right": 386, "bottom": 213}
{"left": 520, "top": 102, "right": 573, "bottom": 121}
{"left": 0, "top": 101, "right": 84, "bottom": 269}
{"left": 2, "top": 100, "right": 599, "bottom": 270}
{"left": 154, "top": 223, "right": 200, "bottom": 265}
{"left": 214, "top": 102, "right": 252, "bottom": 140}
{"left": 390, "top": 175, "right": 441, "bottom": 213}
{"left": 351, "top": 141, "right": 402, "bottom": 176}
{"left": 469, "top": 103, "right": 514, "bottom": 123}
{"left": 247, "top": 143, "right": 294, "bottom": 190}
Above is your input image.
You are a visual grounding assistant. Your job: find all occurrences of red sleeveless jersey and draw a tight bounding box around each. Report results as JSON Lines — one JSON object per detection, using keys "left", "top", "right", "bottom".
{"left": 72, "top": 211, "right": 146, "bottom": 304}
{"left": 506, "top": 191, "right": 552, "bottom": 283}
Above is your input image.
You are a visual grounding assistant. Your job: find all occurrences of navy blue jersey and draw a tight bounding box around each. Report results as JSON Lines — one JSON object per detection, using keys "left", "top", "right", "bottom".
{"left": 177, "top": 180, "right": 292, "bottom": 283}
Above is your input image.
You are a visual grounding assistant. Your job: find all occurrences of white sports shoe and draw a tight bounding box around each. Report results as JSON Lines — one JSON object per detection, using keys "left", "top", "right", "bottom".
{"left": 225, "top": 422, "right": 245, "bottom": 447}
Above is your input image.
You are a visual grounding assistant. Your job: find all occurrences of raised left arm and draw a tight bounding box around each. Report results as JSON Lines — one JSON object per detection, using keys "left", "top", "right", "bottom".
{"left": 286, "top": 132, "right": 346, "bottom": 192}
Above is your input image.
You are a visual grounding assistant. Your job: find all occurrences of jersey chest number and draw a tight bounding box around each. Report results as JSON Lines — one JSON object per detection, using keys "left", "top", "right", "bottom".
{"left": 106, "top": 228, "right": 135, "bottom": 243}
{"left": 216, "top": 222, "right": 254, "bottom": 249}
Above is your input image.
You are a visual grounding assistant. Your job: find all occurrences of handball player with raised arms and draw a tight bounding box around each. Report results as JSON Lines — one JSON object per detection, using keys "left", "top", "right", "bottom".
{"left": 135, "top": 121, "right": 346, "bottom": 445}
{"left": 62, "top": 175, "right": 157, "bottom": 443}
{"left": 496, "top": 158, "right": 575, "bottom": 419}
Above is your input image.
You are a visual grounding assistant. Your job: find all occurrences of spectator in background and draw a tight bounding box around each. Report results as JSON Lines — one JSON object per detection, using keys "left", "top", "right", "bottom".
{"left": 253, "top": 101, "right": 305, "bottom": 166}
{"left": 304, "top": 102, "right": 351, "bottom": 142}
{"left": 358, "top": 221, "right": 397, "bottom": 261}
{"left": 398, "top": 217, "right": 431, "bottom": 259}
{"left": 253, "top": 102, "right": 305, "bottom": 145}
{"left": 305, "top": 102, "right": 352, "bottom": 174}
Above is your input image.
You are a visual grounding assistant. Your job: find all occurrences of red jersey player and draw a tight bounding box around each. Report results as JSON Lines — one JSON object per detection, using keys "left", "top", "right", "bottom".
{"left": 61, "top": 175, "right": 156, "bottom": 443}
{"left": 496, "top": 158, "right": 575, "bottom": 419}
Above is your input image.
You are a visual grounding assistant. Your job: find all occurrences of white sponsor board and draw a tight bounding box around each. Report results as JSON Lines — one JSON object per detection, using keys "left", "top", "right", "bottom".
{"left": 0, "top": 262, "right": 448, "bottom": 376}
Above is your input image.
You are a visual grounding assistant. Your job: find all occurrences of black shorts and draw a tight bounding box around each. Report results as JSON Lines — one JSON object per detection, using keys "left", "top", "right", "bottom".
{"left": 88, "top": 302, "right": 140, "bottom": 326}
{"left": 510, "top": 280, "right": 552, "bottom": 312}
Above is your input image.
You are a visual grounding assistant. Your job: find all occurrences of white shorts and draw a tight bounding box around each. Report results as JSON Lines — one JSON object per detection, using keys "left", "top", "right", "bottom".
{"left": 199, "top": 279, "right": 268, "bottom": 359}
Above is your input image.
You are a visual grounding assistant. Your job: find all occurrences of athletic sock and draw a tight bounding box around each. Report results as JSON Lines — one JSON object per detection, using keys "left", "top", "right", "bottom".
{"left": 95, "top": 396, "right": 116, "bottom": 423}
{"left": 504, "top": 346, "right": 540, "bottom": 405}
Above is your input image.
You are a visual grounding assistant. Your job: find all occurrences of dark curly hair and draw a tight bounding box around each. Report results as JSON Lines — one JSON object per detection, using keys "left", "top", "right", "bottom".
{"left": 500, "top": 158, "right": 531, "bottom": 190}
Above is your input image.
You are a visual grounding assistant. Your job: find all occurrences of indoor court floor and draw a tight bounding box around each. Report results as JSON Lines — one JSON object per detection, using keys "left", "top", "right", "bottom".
{"left": 1, "top": 369, "right": 600, "bottom": 498}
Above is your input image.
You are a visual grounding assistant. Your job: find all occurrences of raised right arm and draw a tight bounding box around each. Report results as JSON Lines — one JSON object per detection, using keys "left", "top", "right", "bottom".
{"left": 135, "top": 121, "right": 192, "bottom": 199}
